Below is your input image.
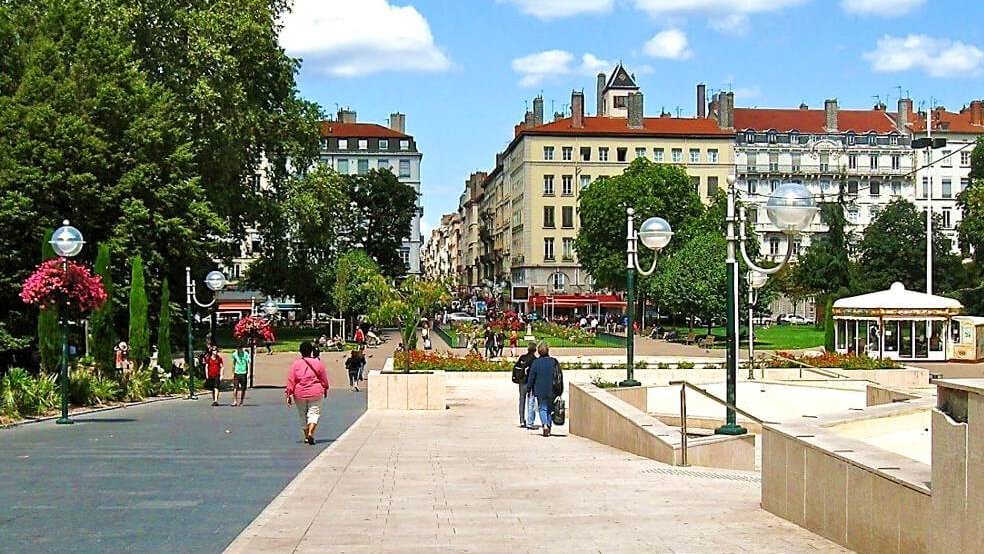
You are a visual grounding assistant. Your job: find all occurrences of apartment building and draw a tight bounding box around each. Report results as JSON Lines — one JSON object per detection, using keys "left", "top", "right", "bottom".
{"left": 317, "top": 109, "right": 423, "bottom": 275}
{"left": 457, "top": 172, "right": 487, "bottom": 287}
{"left": 422, "top": 212, "right": 461, "bottom": 279}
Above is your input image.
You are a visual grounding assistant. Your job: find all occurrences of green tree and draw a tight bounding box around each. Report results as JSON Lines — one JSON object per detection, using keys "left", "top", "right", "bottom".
{"left": 857, "top": 199, "right": 961, "bottom": 292}
{"left": 576, "top": 158, "right": 704, "bottom": 291}
{"left": 333, "top": 249, "right": 384, "bottom": 320}
{"left": 793, "top": 201, "right": 854, "bottom": 298}
{"left": 89, "top": 244, "right": 116, "bottom": 372}
{"left": 128, "top": 255, "right": 149, "bottom": 366}
{"left": 157, "top": 280, "right": 172, "bottom": 371}
{"left": 367, "top": 277, "right": 449, "bottom": 369}
{"left": 652, "top": 233, "right": 727, "bottom": 332}
{"left": 349, "top": 169, "right": 420, "bottom": 277}
{"left": 823, "top": 296, "right": 836, "bottom": 352}
{"left": 38, "top": 229, "right": 60, "bottom": 372}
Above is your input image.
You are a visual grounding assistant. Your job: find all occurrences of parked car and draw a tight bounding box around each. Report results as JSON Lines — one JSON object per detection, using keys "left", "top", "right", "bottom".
{"left": 779, "top": 314, "right": 809, "bottom": 325}
{"left": 751, "top": 315, "right": 772, "bottom": 325}
{"left": 446, "top": 311, "right": 480, "bottom": 324}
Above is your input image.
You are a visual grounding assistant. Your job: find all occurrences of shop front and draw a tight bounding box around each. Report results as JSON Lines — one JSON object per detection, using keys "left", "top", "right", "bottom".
{"left": 832, "top": 282, "right": 963, "bottom": 362}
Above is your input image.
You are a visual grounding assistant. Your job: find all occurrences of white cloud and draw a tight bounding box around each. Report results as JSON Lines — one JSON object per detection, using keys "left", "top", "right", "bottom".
{"left": 708, "top": 13, "right": 749, "bottom": 36}
{"left": 280, "top": 0, "right": 451, "bottom": 77}
{"left": 511, "top": 50, "right": 612, "bottom": 87}
{"left": 634, "top": 0, "right": 806, "bottom": 15}
{"left": 863, "top": 34, "right": 984, "bottom": 77}
{"left": 643, "top": 29, "right": 693, "bottom": 60}
{"left": 499, "top": 0, "right": 614, "bottom": 19}
{"left": 841, "top": 0, "right": 925, "bottom": 17}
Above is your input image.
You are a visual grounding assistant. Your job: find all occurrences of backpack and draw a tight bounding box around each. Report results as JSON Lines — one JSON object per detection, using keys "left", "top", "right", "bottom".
{"left": 552, "top": 397, "right": 566, "bottom": 426}
{"left": 511, "top": 354, "right": 532, "bottom": 384}
{"left": 551, "top": 360, "right": 564, "bottom": 397}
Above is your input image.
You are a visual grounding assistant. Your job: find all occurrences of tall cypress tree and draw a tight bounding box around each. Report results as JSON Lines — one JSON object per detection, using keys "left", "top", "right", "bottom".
{"left": 89, "top": 244, "right": 115, "bottom": 372}
{"left": 38, "top": 229, "right": 60, "bottom": 372}
{"left": 128, "top": 255, "right": 149, "bottom": 367}
{"left": 157, "top": 280, "right": 172, "bottom": 371}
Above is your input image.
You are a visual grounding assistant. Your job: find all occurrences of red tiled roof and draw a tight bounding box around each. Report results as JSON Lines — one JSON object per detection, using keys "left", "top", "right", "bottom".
{"left": 318, "top": 121, "right": 409, "bottom": 139}
{"left": 908, "top": 109, "right": 984, "bottom": 134}
{"left": 733, "top": 108, "right": 899, "bottom": 134}
{"left": 519, "top": 116, "right": 732, "bottom": 137}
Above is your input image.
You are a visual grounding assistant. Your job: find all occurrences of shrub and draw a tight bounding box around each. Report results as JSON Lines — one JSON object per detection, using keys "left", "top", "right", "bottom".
{"left": 157, "top": 280, "right": 173, "bottom": 372}
{"left": 590, "top": 376, "right": 618, "bottom": 388}
{"left": 121, "top": 369, "right": 151, "bottom": 402}
{"left": 396, "top": 350, "right": 511, "bottom": 372}
{"left": 634, "top": 360, "right": 648, "bottom": 369}
{"left": 89, "top": 244, "right": 116, "bottom": 373}
{"left": 22, "top": 373, "right": 58, "bottom": 416}
{"left": 128, "top": 255, "right": 149, "bottom": 367}
{"left": 588, "top": 361, "right": 604, "bottom": 369}
{"left": 657, "top": 362, "right": 671, "bottom": 369}
{"left": 678, "top": 361, "right": 695, "bottom": 369}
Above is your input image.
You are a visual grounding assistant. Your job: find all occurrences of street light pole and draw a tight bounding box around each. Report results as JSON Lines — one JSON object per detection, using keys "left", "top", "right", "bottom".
{"left": 50, "top": 221, "right": 84, "bottom": 425}
{"left": 184, "top": 267, "right": 226, "bottom": 400}
{"left": 746, "top": 270, "right": 768, "bottom": 380}
{"left": 720, "top": 180, "right": 742, "bottom": 434}
{"left": 621, "top": 207, "right": 673, "bottom": 387}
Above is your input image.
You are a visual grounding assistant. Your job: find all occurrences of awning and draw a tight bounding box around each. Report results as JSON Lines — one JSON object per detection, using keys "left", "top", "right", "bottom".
{"left": 833, "top": 282, "right": 963, "bottom": 317}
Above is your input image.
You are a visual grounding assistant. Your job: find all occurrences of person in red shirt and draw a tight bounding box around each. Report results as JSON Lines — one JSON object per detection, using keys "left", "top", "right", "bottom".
{"left": 204, "top": 348, "right": 224, "bottom": 406}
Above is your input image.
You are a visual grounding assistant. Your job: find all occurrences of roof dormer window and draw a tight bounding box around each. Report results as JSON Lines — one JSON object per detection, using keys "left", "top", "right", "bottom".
{"left": 846, "top": 133, "right": 855, "bottom": 146}
{"left": 767, "top": 131, "right": 777, "bottom": 144}
{"left": 867, "top": 133, "right": 877, "bottom": 146}
{"left": 790, "top": 131, "right": 799, "bottom": 144}
{"left": 745, "top": 131, "right": 755, "bottom": 143}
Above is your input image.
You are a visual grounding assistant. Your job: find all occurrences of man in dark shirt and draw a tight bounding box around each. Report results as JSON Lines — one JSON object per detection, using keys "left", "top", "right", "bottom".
{"left": 527, "top": 342, "right": 559, "bottom": 437}
{"left": 512, "top": 344, "right": 537, "bottom": 428}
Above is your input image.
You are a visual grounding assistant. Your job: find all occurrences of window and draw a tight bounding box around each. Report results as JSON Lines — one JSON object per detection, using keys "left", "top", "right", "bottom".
{"left": 868, "top": 133, "right": 877, "bottom": 146}
{"left": 707, "top": 176, "right": 719, "bottom": 196}
{"left": 891, "top": 155, "right": 901, "bottom": 170}
{"left": 891, "top": 181, "right": 902, "bottom": 195}
{"left": 768, "top": 132, "right": 777, "bottom": 144}
{"left": 870, "top": 181, "right": 880, "bottom": 196}
{"left": 848, "top": 154, "right": 857, "bottom": 169}
{"left": 848, "top": 180, "right": 858, "bottom": 194}
{"left": 543, "top": 206, "right": 555, "bottom": 228}
{"left": 561, "top": 175, "right": 573, "bottom": 196}
{"left": 942, "top": 150, "right": 952, "bottom": 167}
{"left": 580, "top": 175, "right": 591, "bottom": 190}
{"left": 793, "top": 238, "right": 802, "bottom": 257}
{"left": 562, "top": 206, "right": 574, "bottom": 228}
{"left": 689, "top": 149, "right": 700, "bottom": 163}
{"left": 870, "top": 206, "right": 881, "bottom": 220}
{"left": 848, "top": 208, "right": 860, "bottom": 224}
{"left": 543, "top": 146, "right": 554, "bottom": 160}
{"left": 617, "top": 147, "right": 628, "bottom": 162}
{"left": 596, "top": 147, "right": 608, "bottom": 162}
{"left": 921, "top": 177, "right": 929, "bottom": 198}
{"left": 791, "top": 152, "right": 801, "bottom": 171}
{"left": 543, "top": 175, "right": 555, "bottom": 195}
{"left": 942, "top": 178, "right": 952, "bottom": 199}
{"left": 635, "top": 147, "right": 646, "bottom": 159}
{"left": 543, "top": 238, "right": 555, "bottom": 260}
{"left": 820, "top": 153, "right": 830, "bottom": 172}
{"left": 338, "top": 139, "right": 348, "bottom": 150}
{"left": 358, "top": 139, "right": 368, "bottom": 150}
{"left": 749, "top": 207, "right": 758, "bottom": 223}
{"left": 551, "top": 271, "right": 566, "bottom": 290}
{"left": 562, "top": 238, "right": 574, "bottom": 259}
{"left": 962, "top": 177, "right": 971, "bottom": 192}
{"left": 745, "top": 132, "right": 755, "bottom": 143}
{"left": 580, "top": 147, "right": 591, "bottom": 161}
{"left": 846, "top": 133, "right": 856, "bottom": 146}
{"left": 769, "top": 237, "right": 780, "bottom": 256}
{"left": 399, "top": 159, "right": 411, "bottom": 178}
{"left": 890, "top": 134, "right": 899, "bottom": 145}
{"left": 562, "top": 146, "right": 573, "bottom": 161}
{"left": 653, "top": 148, "right": 664, "bottom": 162}
{"left": 869, "top": 155, "right": 878, "bottom": 170}
{"left": 746, "top": 153, "right": 756, "bottom": 170}
{"left": 399, "top": 140, "right": 409, "bottom": 150}
{"left": 962, "top": 151, "right": 972, "bottom": 166}
{"left": 770, "top": 179, "right": 780, "bottom": 192}
{"left": 379, "top": 159, "right": 392, "bottom": 170}
{"left": 747, "top": 179, "right": 758, "bottom": 194}
{"left": 820, "top": 179, "right": 831, "bottom": 192}
{"left": 791, "top": 132, "right": 800, "bottom": 144}
{"left": 357, "top": 159, "right": 369, "bottom": 175}
{"left": 769, "top": 153, "right": 779, "bottom": 171}
{"left": 671, "top": 149, "right": 683, "bottom": 163}
{"left": 379, "top": 139, "right": 389, "bottom": 150}
{"left": 337, "top": 159, "right": 349, "bottom": 173}
{"left": 399, "top": 248, "right": 410, "bottom": 270}
{"left": 943, "top": 208, "right": 952, "bottom": 229}
{"left": 690, "top": 176, "right": 700, "bottom": 194}
{"left": 614, "top": 95, "right": 627, "bottom": 108}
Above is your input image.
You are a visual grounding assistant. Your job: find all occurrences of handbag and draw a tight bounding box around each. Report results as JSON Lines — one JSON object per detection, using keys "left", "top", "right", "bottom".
{"left": 552, "top": 397, "right": 566, "bottom": 426}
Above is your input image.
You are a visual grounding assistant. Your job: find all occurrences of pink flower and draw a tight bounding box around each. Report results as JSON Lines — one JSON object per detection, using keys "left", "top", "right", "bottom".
{"left": 233, "top": 315, "right": 276, "bottom": 343}
{"left": 20, "top": 259, "right": 107, "bottom": 314}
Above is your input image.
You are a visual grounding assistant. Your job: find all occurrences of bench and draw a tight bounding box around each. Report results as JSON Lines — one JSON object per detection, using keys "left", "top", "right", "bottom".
{"left": 698, "top": 335, "right": 716, "bottom": 350}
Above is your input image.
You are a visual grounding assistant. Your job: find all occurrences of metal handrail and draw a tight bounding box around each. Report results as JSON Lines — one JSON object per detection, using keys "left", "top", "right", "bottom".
{"left": 669, "top": 380, "right": 779, "bottom": 467}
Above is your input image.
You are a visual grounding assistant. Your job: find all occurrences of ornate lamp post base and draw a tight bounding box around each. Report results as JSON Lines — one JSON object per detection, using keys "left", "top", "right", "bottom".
{"left": 618, "top": 378, "right": 642, "bottom": 388}
{"left": 715, "top": 422, "right": 747, "bottom": 435}
{"left": 56, "top": 417, "right": 75, "bottom": 425}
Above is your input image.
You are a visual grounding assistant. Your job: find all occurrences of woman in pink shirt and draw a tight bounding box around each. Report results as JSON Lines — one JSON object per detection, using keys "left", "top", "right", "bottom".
{"left": 285, "top": 341, "right": 330, "bottom": 445}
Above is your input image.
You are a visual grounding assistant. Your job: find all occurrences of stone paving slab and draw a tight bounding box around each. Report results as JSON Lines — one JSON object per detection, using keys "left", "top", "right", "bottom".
{"left": 226, "top": 379, "right": 849, "bottom": 553}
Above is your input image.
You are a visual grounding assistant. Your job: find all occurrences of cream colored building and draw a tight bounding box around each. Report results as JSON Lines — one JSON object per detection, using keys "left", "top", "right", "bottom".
{"left": 497, "top": 65, "right": 734, "bottom": 296}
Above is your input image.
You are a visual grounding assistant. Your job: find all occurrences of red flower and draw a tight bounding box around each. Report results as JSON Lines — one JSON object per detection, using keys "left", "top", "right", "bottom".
{"left": 20, "top": 258, "right": 107, "bottom": 314}
{"left": 233, "top": 315, "right": 276, "bottom": 343}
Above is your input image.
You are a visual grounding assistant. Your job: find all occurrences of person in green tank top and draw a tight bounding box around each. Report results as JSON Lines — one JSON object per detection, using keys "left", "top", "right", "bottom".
{"left": 231, "top": 345, "right": 250, "bottom": 406}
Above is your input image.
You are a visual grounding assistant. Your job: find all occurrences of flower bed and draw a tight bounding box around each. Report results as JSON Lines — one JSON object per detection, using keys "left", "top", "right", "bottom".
{"left": 766, "top": 351, "right": 902, "bottom": 370}
{"left": 396, "top": 350, "right": 511, "bottom": 372}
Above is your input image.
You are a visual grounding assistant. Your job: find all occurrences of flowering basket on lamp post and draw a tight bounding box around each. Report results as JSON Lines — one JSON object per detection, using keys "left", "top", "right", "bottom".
{"left": 233, "top": 315, "right": 275, "bottom": 388}
{"left": 20, "top": 258, "right": 107, "bottom": 316}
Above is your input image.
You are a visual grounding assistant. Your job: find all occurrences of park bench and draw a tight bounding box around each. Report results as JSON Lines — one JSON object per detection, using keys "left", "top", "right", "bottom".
{"left": 683, "top": 331, "right": 696, "bottom": 345}
{"left": 698, "top": 335, "right": 716, "bottom": 350}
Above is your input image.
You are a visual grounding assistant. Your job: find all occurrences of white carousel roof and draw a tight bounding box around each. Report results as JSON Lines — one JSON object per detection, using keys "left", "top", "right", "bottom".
{"left": 833, "top": 282, "right": 963, "bottom": 311}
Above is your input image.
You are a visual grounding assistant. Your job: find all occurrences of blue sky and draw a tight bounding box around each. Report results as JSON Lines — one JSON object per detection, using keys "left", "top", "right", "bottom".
{"left": 282, "top": 0, "right": 984, "bottom": 236}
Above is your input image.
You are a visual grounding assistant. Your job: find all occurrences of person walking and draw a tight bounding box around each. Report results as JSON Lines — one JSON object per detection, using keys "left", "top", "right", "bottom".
{"left": 508, "top": 329, "right": 519, "bottom": 357}
{"left": 526, "top": 342, "right": 560, "bottom": 437}
{"left": 285, "top": 341, "right": 330, "bottom": 445}
{"left": 114, "top": 341, "right": 129, "bottom": 374}
{"left": 511, "top": 343, "right": 538, "bottom": 428}
{"left": 231, "top": 345, "right": 250, "bottom": 406}
{"left": 345, "top": 349, "right": 363, "bottom": 392}
{"left": 204, "top": 348, "right": 224, "bottom": 406}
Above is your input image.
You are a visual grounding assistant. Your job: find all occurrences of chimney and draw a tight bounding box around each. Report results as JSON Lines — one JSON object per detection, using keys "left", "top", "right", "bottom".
{"left": 715, "top": 91, "right": 727, "bottom": 128}
{"left": 897, "top": 97, "right": 913, "bottom": 128}
{"left": 971, "top": 100, "right": 983, "bottom": 126}
{"left": 533, "top": 95, "right": 544, "bottom": 126}
{"left": 697, "top": 83, "right": 706, "bottom": 118}
{"left": 571, "top": 90, "right": 585, "bottom": 129}
{"left": 553, "top": 111, "right": 564, "bottom": 122}
{"left": 627, "top": 92, "right": 644, "bottom": 129}
{"left": 523, "top": 110, "right": 534, "bottom": 129}
{"left": 725, "top": 92, "right": 735, "bottom": 129}
{"left": 338, "top": 109, "right": 357, "bottom": 124}
{"left": 799, "top": 103, "right": 809, "bottom": 110}
{"left": 824, "top": 99, "right": 838, "bottom": 131}
{"left": 709, "top": 94, "right": 720, "bottom": 122}
{"left": 597, "top": 72, "right": 606, "bottom": 116}
{"left": 388, "top": 112, "right": 406, "bottom": 134}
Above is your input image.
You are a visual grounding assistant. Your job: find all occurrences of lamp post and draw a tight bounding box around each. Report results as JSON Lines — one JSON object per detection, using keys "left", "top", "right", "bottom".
{"left": 911, "top": 132, "right": 947, "bottom": 295}
{"left": 254, "top": 298, "right": 279, "bottom": 388}
{"left": 50, "top": 220, "right": 84, "bottom": 425}
{"left": 719, "top": 177, "right": 817, "bottom": 435}
{"left": 746, "top": 270, "right": 768, "bottom": 379}
{"left": 185, "top": 268, "right": 226, "bottom": 399}
{"left": 621, "top": 208, "right": 673, "bottom": 387}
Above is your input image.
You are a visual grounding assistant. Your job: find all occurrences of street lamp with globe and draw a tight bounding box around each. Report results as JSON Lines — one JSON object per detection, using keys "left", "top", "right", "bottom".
{"left": 622, "top": 208, "right": 673, "bottom": 387}
{"left": 718, "top": 177, "right": 817, "bottom": 435}
{"left": 746, "top": 270, "right": 769, "bottom": 379}
{"left": 184, "top": 267, "right": 226, "bottom": 399}
{"left": 50, "top": 220, "right": 84, "bottom": 425}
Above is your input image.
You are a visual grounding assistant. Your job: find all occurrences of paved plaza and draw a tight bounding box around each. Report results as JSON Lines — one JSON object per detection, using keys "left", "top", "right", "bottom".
{"left": 226, "top": 377, "right": 847, "bottom": 553}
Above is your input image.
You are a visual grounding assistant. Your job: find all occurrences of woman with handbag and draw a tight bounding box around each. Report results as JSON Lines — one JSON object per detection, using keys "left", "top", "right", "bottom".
{"left": 285, "top": 341, "right": 330, "bottom": 445}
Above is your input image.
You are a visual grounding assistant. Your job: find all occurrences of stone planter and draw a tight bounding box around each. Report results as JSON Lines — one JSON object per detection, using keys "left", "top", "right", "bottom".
{"left": 368, "top": 369, "right": 446, "bottom": 410}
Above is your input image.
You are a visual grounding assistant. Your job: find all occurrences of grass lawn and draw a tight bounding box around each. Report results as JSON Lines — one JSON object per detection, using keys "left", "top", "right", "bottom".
{"left": 438, "top": 327, "right": 622, "bottom": 349}
{"left": 211, "top": 327, "right": 358, "bottom": 353}
{"left": 669, "top": 324, "right": 824, "bottom": 350}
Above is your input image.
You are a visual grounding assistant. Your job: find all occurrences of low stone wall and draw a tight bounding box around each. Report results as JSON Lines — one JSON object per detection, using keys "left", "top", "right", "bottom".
{"left": 605, "top": 386, "right": 647, "bottom": 412}
{"left": 367, "top": 370, "right": 446, "bottom": 410}
{"left": 865, "top": 383, "right": 919, "bottom": 406}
